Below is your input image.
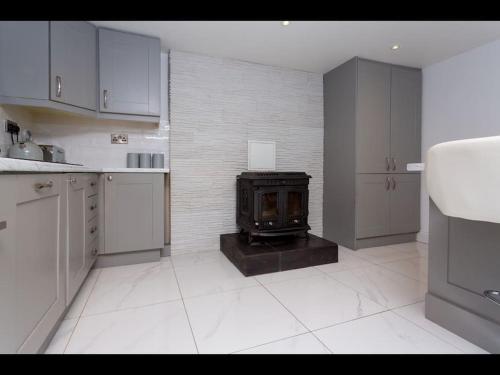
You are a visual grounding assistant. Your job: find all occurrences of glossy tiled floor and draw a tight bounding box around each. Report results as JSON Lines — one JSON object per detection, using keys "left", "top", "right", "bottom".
{"left": 45, "top": 242, "right": 489, "bottom": 354}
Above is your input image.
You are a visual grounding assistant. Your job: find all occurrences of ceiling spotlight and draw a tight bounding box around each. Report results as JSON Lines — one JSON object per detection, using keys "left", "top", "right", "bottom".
{"left": 391, "top": 44, "right": 400, "bottom": 50}
{"left": 281, "top": 21, "right": 290, "bottom": 26}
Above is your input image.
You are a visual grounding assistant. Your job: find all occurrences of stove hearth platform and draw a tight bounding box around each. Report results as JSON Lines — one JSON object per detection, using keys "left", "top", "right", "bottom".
{"left": 220, "top": 233, "right": 338, "bottom": 277}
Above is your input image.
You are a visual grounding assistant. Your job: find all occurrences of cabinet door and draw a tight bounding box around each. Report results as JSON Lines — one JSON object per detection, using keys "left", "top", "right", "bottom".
{"left": 356, "top": 59, "right": 391, "bottom": 173}
{"left": 0, "top": 21, "right": 49, "bottom": 100}
{"left": 389, "top": 174, "right": 420, "bottom": 235}
{"left": 104, "top": 173, "right": 164, "bottom": 253}
{"left": 50, "top": 21, "right": 97, "bottom": 110}
{"left": 390, "top": 67, "right": 421, "bottom": 173}
{"left": 98, "top": 28, "right": 160, "bottom": 116}
{"left": 0, "top": 177, "right": 17, "bottom": 353}
{"left": 15, "top": 175, "right": 65, "bottom": 353}
{"left": 66, "top": 175, "right": 87, "bottom": 304}
{"left": 356, "top": 174, "right": 390, "bottom": 239}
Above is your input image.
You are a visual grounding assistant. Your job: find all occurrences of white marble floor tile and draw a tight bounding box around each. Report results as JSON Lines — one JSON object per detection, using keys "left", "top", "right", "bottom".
{"left": 44, "top": 319, "right": 78, "bottom": 354}
{"left": 392, "top": 302, "right": 489, "bottom": 354}
{"left": 379, "top": 256, "right": 428, "bottom": 282}
{"left": 388, "top": 242, "right": 429, "bottom": 257}
{"left": 183, "top": 286, "right": 307, "bottom": 354}
{"left": 82, "top": 262, "right": 181, "bottom": 316}
{"left": 65, "top": 269, "right": 101, "bottom": 319}
{"left": 315, "top": 311, "right": 462, "bottom": 354}
{"left": 264, "top": 274, "right": 386, "bottom": 330}
{"left": 65, "top": 301, "right": 197, "bottom": 354}
{"left": 315, "top": 250, "right": 372, "bottom": 274}
{"left": 354, "top": 245, "right": 421, "bottom": 264}
{"left": 255, "top": 266, "right": 322, "bottom": 285}
{"left": 235, "top": 333, "right": 331, "bottom": 354}
{"left": 171, "top": 250, "right": 224, "bottom": 269}
{"left": 329, "top": 265, "right": 427, "bottom": 308}
{"left": 174, "top": 256, "right": 258, "bottom": 298}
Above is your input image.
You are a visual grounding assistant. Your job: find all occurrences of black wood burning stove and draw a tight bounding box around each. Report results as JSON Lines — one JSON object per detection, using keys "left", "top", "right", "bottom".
{"left": 236, "top": 172, "right": 311, "bottom": 243}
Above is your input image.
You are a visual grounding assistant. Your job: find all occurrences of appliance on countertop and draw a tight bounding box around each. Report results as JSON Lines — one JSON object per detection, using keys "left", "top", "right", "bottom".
{"left": 7, "top": 130, "right": 43, "bottom": 161}
{"left": 39, "top": 145, "right": 66, "bottom": 163}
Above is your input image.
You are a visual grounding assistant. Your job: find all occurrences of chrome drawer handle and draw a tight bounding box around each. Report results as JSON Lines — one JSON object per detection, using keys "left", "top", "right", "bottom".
{"left": 391, "top": 177, "right": 396, "bottom": 190}
{"left": 385, "top": 177, "right": 391, "bottom": 191}
{"left": 90, "top": 204, "right": 97, "bottom": 211}
{"left": 90, "top": 226, "right": 97, "bottom": 234}
{"left": 92, "top": 248, "right": 98, "bottom": 256}
{"left": 391, "top": 157, "right": 396, "bottom": 171}
{"left": 90, "top": 181, "right": 96, "bottom": 187}
{"left": 385, "top": 157, "right": 390, "bottom": 171}
{"left": 69, "top": 177, "right": 77, "bottom": 184}
{"left": 34, "top": 181, "right": 53, "bottom": 190}
{"left": 484, "top": 290, "right": 500, "bottom": 306}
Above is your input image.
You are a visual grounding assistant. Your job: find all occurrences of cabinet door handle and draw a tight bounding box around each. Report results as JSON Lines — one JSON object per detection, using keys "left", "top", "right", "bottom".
{"left": 385, "top": 177, "right": 391, "bottom": 191}
{"left": 484, "top": 290, "right": 500, "bottom": 306}
{"left": 90, "top": 204, "right": 97, "bottom": 211}
{"left": 391, "top": 157, "right": 396, "bottom": 171}
{"left": 34, "top": 180, "right": 54, "bottom": 190}
{"left": 391, "top": 177, "right": 396, "bottom": 190}
{"left": 0, "top": 221, "right": 6, "bottom": 231}
{"left": 385, "top": 157, "right": 390, "bottom": 171}
{"left": 92, "top": 248, "right": 98, "bottom": 256}
{"left": 69, "top": 177, "right": 77, "bottom": 184}
{"left": 90, "top": 181, "right": 96, "bottom": 187}
{"left": 107, "top": 175, "right": 113, "bottom": 182}
{"left": 103, "top": 90, "right": 108, "bottom": 108}
{"left": 56, "top": 76, "right": 62, "bottom": 97}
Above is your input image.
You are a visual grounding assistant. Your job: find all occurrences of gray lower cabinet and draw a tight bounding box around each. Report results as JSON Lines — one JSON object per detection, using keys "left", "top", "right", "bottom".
{"left": 323, "top": 56, "right": 422, "bottom": 249}
{"left": 356, "top": 175, "right": 391, "bottom": 238}
{"left": 0, "top": 174, "right": 65, "bottom": 353}
{"left": 98, "top": 28, "right": 160, "bottom": 117}
{"left": 50, "top": 21, "right": 97, "bottom": 111}
{"left": 66, "top": 174, "right": 99, "bottom": 304}
{"left": 103, "top": 173, "right": 164, "bottom": 254}
{"left": 356, "top": 174, "right": 420, "bottom": 240}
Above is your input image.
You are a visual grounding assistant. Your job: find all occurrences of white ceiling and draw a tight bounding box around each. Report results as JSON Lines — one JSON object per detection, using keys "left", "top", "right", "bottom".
{"left": 91, "top": 21, "right": 500, "bottom": 73}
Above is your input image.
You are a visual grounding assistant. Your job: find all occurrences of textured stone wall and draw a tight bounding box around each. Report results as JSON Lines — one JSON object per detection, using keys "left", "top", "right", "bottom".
{"left": 170, "top": 50, "right": 323, "bottom": 254}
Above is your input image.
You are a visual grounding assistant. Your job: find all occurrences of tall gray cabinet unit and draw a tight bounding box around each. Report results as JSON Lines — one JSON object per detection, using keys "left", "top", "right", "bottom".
{"left": 323, "top": 57, "right": 421, "bottom": 250}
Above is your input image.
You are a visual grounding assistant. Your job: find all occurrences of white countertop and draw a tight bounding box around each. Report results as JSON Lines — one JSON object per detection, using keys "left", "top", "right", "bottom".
{"left": 0, "top": 158, "right": 169, "bottom": 174}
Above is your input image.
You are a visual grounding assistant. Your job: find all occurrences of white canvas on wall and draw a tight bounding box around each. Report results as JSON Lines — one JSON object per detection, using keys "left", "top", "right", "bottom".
{"left": 248, "top": 140, "right": 276, "bottom": 171}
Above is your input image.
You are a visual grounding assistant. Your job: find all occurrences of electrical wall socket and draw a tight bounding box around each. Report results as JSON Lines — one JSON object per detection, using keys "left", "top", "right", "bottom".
{"left": 111, "top": 134, "right": 128, "bottom": 144}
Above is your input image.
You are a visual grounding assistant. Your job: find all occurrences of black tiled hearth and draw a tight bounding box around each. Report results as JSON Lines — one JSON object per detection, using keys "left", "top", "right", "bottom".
{"left": 220, "top": 233, "right": 338, "bottom": 277}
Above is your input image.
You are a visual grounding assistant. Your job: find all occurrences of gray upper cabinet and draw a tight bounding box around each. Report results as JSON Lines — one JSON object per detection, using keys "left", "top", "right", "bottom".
{"left": 104, "top": 173, "right": 164, "bottom": 254}
{"left": 98, "top": 28, "right": 160, "bottom": 116}
{"left": 50, "top": 22, "right": 97, "bottom": 110}
{"left": 390, "top": 67, "right": 422, "bottom": 173}
{"left": 356, "top": 59, "right": 391, "bottom": 174}
{"left": 323, "top": 57, "right": 422, "bottom": 249}
{"left": 0, "top": 21, "right": 49, "bottom": 100}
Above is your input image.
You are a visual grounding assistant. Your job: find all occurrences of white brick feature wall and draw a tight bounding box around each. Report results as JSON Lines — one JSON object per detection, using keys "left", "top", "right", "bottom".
{"left": 170, "top": 51, "right": 324, "bottom": 255}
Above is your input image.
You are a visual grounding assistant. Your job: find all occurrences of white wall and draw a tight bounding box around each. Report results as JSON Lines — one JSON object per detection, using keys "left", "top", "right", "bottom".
{"left": 169, "top": 51, "right": 323, "bottom": 255}
{"left": 419, "top": 38, "right": 500, "bottom": 242}
{"left": 0, "top": 53, "right": 170, "bottom": 169}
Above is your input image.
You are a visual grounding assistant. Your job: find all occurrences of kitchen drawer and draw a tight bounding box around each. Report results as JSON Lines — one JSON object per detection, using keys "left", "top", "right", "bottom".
{"left": 86, "top": 216, "right": 98, "bottom": 245}
{"left": 16, "top": 174, "right": 62, "bottom": 204}
{"left": 87, "top": 175, "right": 98, "bottom": 197}
{"left": 86, "top": 195, "right": 98, "bottom": 222}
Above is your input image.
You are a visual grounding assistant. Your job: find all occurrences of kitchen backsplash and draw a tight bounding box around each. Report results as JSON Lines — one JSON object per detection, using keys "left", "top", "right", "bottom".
{"left": 0, "top": 53, "right": 170, "bottom": 169}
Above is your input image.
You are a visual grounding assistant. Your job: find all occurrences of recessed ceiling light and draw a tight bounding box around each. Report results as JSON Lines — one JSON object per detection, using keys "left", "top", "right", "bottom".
{"left": 391, "top": 44, "right": 400, "bottom": 50}
{"left": 281, "top": 21, "right": 290, "bottom": 26}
